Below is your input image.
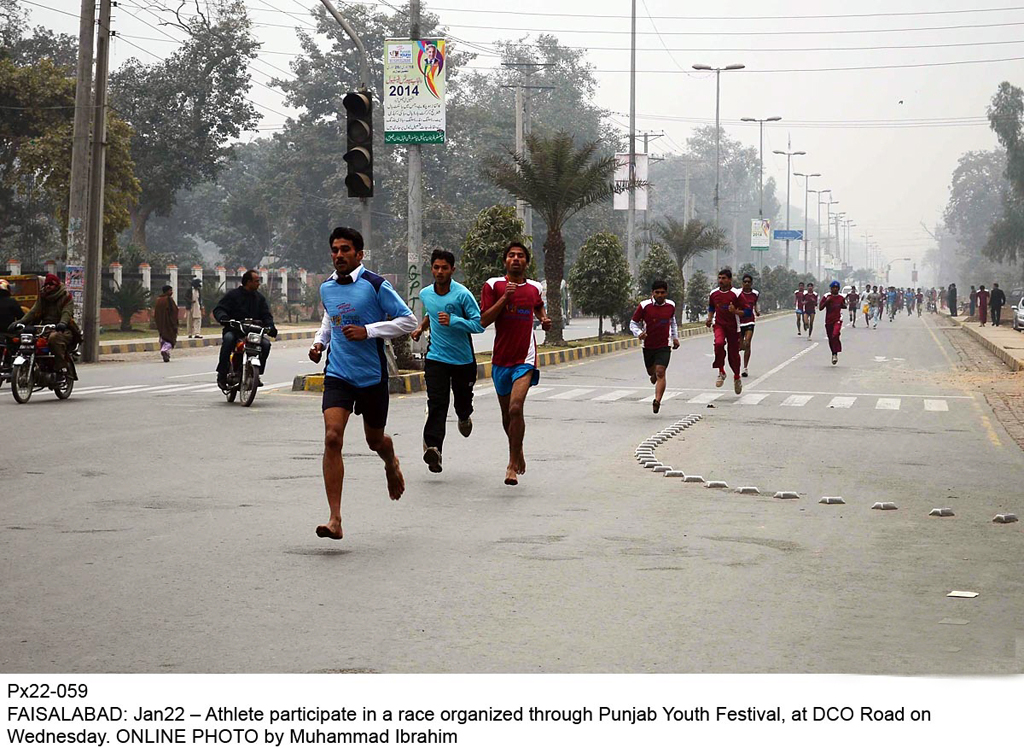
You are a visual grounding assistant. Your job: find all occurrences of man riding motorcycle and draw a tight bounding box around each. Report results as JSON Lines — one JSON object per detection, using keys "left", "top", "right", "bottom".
{"left": 0, "top": 279, "right": 24, "bottom": 370}
{"left": 212, "top": 270, "right": 277, "bottom": 388}
{"left": 10, "top": 273, "right": 79, "bottom": 377}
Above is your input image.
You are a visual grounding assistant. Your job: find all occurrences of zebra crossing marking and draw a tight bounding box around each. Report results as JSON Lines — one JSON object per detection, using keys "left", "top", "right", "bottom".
{"left": 548, "top": 388, "right": 597, "bottom": 400}
{"left": 592, "top": 389, "right": 637, "bottom": 401}
{"left": 828, "top": 396, "right": 857, "bottom": 409}
{"left": 924, "top": 399, "right": 949, "bottom": 412}
{"left": 876, "top": 398, "right": 901, "bottom": 410}
{"left": 737, "top": 393, "right": 769, "bottom": 405}
{"left": 781, "top": 394, "right": 813, "bottom": 407}
{"left": 687, "top": 392, "right": 722, "bottom": 404}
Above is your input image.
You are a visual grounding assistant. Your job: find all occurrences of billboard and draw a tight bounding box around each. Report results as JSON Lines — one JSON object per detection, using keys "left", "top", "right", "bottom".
{"left": 613, "top": 153, "right": 648, "bottom": 211}
{"left": 751, "top": 219, "right": 770, "bottom": 251}
{"left": 383, "top": 39, "right": 446, "bottom": 144}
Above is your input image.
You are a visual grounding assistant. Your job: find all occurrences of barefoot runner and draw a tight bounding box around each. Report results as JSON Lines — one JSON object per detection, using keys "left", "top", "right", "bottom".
{"left": 629, "top": 279, "right": 680, "bottom": 413}
{"left": 847, "top": 285, "right": 859, "bottom": 327}
{"left": 794, "top": 281, "right": 806, "bottom": 336}
{"left": 480, "top": 242, "right": 551, "bottom": 486}
{"left": 309, "top": 227, "right": 418, "bottom": 540}
{"left": 707, "top": 268, "right": 743, "bottom": 395}
{"left": 819, "top": 280, "right": 847, "bottom": 365}
{"left": 802, "top": 282, "right": 819, "bottom": 339}
{"left": 736, "top": 273, "right": 759, "bottom": 377}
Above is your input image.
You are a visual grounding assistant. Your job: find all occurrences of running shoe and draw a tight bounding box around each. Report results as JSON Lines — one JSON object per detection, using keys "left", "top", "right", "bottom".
{"left": 652, "top": 399, "right": 660, "bottom": 414}
{"left": 733, "top": 376, "right": 742, "bottom": 395}
{"left": 423, "top": 447, "right": 443, "bottom": 473}
{"left": 715, "top": 371, "right": 726, "bottom": 388}
{"left": 832, "top": 353, "right": 838, "bottom": 366}
{"left": 741, "top": 368, "right": 749, "bottom": 377}
{"left": 458, "top": 418, "right": 473, "bottom": 437}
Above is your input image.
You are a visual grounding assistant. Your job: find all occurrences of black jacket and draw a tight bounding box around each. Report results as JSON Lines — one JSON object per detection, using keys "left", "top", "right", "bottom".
{"left": 0, "top": 292, "right": 23, "bottom": 333}
{"left": 213, "top": 286, "right": 274, "bottom": 329}
{"left": 990, "top": 288, "right": 1006, "bottom": 308}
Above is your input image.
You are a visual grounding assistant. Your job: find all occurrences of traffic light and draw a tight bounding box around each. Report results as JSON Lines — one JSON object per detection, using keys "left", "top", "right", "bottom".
{"left": 342, "top": 91, "right": 373, "bottom": 198}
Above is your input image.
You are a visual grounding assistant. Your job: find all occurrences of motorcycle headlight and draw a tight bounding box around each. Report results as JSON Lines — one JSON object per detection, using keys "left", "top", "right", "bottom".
{"left": 20, "top": 334, "right": 34, "bottom": 346}
{"left": 246, "top": 332, "right": 262, "bottom": 344}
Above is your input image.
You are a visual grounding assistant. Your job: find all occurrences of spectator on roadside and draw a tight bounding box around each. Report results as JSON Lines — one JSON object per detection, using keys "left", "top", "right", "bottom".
{"left": 990, "top": 282, "right": 1006, "bottom": 327}
{"left": 969, "top": 285, "right": 977, "bottom": 317}
{"left": 187, "top": 278, "right": 203, "bottom": 338}
{"left": 976, "top": 285, "right": 990, "bottom": 326}
{"left": 948, "top": 283, "right": 958, "bottom": 316}
{"left": 154, "top": 285, "right": 178, "bottom": 362}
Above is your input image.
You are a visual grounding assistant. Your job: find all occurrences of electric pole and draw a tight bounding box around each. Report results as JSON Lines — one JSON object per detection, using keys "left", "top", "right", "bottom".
{"left": 82, "top": 0, "right": 112, "bottom": 363}
{"left": 502, "top": 62, "right": 553, "bottom": 246}
{"left": 407, "top": 0, "right": 423, "bottom": 305}
{"left": 627, "top": 0, "right": 637, "bottom": 275}
{"left": 66, "top": 0, "right": 95, "bottom": 331}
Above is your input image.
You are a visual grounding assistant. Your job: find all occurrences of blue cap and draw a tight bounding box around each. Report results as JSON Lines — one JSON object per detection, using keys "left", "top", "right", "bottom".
{"left": 830, "top": 281, "right": 840, "bottom": 288}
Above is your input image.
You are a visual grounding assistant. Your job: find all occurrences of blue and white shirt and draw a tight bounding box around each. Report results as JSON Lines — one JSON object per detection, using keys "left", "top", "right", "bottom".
{"left": 419, "top": 280, "right": 484, "bottom": 366}
{"left": 314, "top": 265, "right": 417, "bottom": 388}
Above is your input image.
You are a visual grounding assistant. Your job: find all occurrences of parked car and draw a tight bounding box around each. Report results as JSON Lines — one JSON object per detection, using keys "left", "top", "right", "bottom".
{"left": 1010, "top": 287, "right": 1024, "bottom": 331}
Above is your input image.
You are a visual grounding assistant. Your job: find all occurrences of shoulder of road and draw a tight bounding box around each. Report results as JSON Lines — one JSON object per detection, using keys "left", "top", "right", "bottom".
{"left": 99, "top": 326, "right": 321, "bottom": 354}
{"left": 941, "top": 309, "right": 1024, "bottom": 372}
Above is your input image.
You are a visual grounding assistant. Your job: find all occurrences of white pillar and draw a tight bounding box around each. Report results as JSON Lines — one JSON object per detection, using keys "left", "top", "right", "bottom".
{"left": 278, "top": 268, "right": 289, "bottom": 303}
{"left": 167, "top": 264, "right": 178, "bottom": 303}
{"left": 44, "top": 259, "right": 57, "bottom": 276}
{"left": 138, "top": 263, "right": 151, "bottom": 292}
{"left": 109, "top": 261, "right": 122, "bottom": 287}
{"left": 192, "top": 264, "right": 203, "bottom": 281}
{"left": 299, "top": 268, "right": 308, "bottom": 286}
{"left": 259, "top": 267, "right": 269, "bottom": 287}
{"left": 236, "top": 267, "right": 247, "bottom": 286}
{"left": 8, "top": 258, "right": 21, "bottom": 275}
{"left": 216, "top": 265, "right": 227, "bottom": 288}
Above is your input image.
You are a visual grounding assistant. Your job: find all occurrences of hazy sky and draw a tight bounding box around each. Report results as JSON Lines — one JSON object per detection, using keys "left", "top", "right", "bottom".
{"left": 29, "top": 0, "right": 1022, "bottom": 283}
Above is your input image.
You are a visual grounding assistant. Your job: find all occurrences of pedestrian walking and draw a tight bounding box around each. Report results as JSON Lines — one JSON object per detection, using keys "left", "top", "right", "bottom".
{"left": 480, "top": 242, "right": 551, "bottom": 486}
{"left": 707, "top": 268, "right": 742, "bottom": 394}
{"left": 629, "top": 279, "right": 680, "bottom": 413}
{"left": 802, "top": 283, "right": 819, "bottom": 339}
{"left": 410, "top": 250, "right": 484, "bottom": 474}
{"left": 969, "top": 286, "right": 977, "bottom": 317}
{"left": 308, "top": 227, "right": 417, "bottom": 541}
{"left": 990, "top": 282, "right": 1006, "bottom": 326}
{"left": 187, "top": 278, "right": 203, "bottom": 338}
{"left": 948, "top": 283, "right": 958, "bottom": 316}
{"left": 154, "top": 285, "right": 178, "bottom": 363}
{"left": 977, "top": 285, "right": 989, "bottom": 326}
{"left": 819, "top": 281, "right": 846, "bottom": 365}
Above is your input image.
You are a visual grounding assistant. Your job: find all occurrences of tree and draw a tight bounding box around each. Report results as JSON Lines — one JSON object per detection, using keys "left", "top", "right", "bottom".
{"left": 110, "top": 0, "right": 259, "bottom": 251}
{"left": 484, "top": 131, "right": 624, "bottom": 344}
{"left": 459, "top": 205, "right": 529, "bottom": 300}
{"left": 656, "top": 217, "right": 728, "bottom": 274}
{"left": 637, "top": 242, "right": 685, "bottom": 318}
{"left": 684, "top": 269, "right": 711, "bottom": 322}
{"left": 986, "top": 82, "right": 1024, "bottom": 270}
{"left": 101, "top": 280, "right": 151, "bottom": 332}
{"left": 567, "top": 232, "right": 632, "bottom": 338}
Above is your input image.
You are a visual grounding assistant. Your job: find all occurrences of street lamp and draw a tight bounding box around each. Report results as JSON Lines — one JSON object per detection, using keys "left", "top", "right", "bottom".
{"left": 693, "top": 63, "right": 745, "bottom": 242}
{"left": 740, "top": 116, "right": 782, "bottom": 218}
{"left": 823, "top": 195, "right": 838, "bottom": 281}
{"left": 773, "top": 146, "right": 806, "bottom": 269}
{"left": 794, "top": 172, "right": 820, "bottom": 274}
{"left": 844, "top": 219, "right": 856, "bottom": 267}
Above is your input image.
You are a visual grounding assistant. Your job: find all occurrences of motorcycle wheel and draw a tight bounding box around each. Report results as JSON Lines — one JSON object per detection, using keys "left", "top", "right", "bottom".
{"left": 240, "top": 362, "right": 257, "bottom": 407}
{"left": 11, "top": 362, "right": 34, "bottom": 403}
{"left": 54, "top": 371, "right": 74, "bottom": 400}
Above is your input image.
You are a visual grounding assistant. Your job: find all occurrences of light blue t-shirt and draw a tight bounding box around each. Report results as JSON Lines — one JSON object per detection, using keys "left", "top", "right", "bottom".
{"left": 419, "top": 280, "right": 484, "bottom": 366}
{"left": 321, "top": 268, "right": 413, "bottom": 388}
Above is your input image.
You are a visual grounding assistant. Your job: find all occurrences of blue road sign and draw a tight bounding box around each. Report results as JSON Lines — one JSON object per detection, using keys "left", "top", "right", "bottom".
{"left": 773, "top": 229, "right": 803, "bottom": 241}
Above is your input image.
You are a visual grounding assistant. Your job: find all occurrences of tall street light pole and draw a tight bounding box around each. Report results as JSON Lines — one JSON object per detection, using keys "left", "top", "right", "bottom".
{"left": 773, "top": 144, "right": 806, "bottom": 270}
{"left": 793, "top": 172, "right": 820, "bottom": 274}
{"left": 740, "top": 115, "right": 781, "bottom": 218}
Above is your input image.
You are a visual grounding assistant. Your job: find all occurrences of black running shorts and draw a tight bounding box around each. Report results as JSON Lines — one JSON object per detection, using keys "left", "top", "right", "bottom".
{"left": 322, "top": 375, "right": 389, "bottom": 429}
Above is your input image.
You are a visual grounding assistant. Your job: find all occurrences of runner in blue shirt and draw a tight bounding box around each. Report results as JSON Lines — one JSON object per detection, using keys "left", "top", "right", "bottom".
{"left": 308, "top": 227, "right": 417, "bottom": 541}
{"left": 411, "top": 249, "right": 485, "bottom": 473}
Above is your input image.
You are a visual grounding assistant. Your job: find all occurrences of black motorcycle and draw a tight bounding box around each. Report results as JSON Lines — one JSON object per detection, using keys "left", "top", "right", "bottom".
{"left": 220, "top": 319, "right": 270, "bottom": 407}
{"left": 7, "top": 323, "right": 77, "bottom": 403}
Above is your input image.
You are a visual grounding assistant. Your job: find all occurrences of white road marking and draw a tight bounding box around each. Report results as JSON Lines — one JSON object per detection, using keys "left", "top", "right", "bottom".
{"left": 876, "top": 398, "right": 901, "bottom": 410}
{"left": 688, "top": 392, "right": 722, "bottom": 404}
{"left": 548, "top": 388, "right": 597, "bottom": 400}
{"left": 747, "top": 343, "right": 819, "bottom": 389}
{"left": 637, "top": 392, "right": 681, "bottom": 403}
{"left": 262, "top": 381, "right": 294, "bottom": 391}
{"left": 82, "top": 385, "right": 152, "bottom": 394}
{"left": 924, "top": 399, "right": 949, "bottom": 412}
{"left": 592, "top": 389, "right": 637, "bottom": 401}
{"left": 526, "top": 387, "right": 553, "bottom": 395}
{"left": 828, "top": 396, "right": 857, "bottom": 408}
{"left": 736, "top": 393, "right": 769, "bottom": 405}
{"left": 134, "top": 384, "right": 195, "bottom": 393}
{"left": 781, "top": 394, "right": 813, "bottom": 407}
{"left": 165, "top": 371, "right": 214, "bottom": 379}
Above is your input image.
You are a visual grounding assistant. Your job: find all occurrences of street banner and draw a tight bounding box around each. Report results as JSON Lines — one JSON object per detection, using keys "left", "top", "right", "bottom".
{"left": 751, "top": 218, "right": 770, "bottom": 251}
{"left": 65, "top": 264, "right": 84, "bottom": 327}
{"left": 613, "top": 153, "right": 648, "bottom": 210}
{"left": 383, "top": 39, "right": 446, "bottom": 144}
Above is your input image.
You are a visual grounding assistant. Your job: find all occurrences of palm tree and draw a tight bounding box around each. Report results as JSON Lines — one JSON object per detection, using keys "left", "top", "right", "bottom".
{"left": 656, "top": 217, "right": 728, "bottom": 273}
{"left": 484, "top": 132, "right": 625, "bottom": 344}
{"left": 101, "top": 280, "right": 152, "bottom": 332}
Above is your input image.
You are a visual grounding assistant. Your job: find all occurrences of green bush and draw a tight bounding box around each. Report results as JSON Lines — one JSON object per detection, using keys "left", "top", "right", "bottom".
{"left": 459, "top": 205, "right": 535, "bottom": 300}
{"left": 567, "top": 232, "right": 633, "bottom": 338}
{"left": 101, "top": 280, "right": 151, "bottom": 332}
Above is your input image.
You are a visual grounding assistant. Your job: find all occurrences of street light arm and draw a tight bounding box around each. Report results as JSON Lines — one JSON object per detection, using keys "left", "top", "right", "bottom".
{"left": 318, "top": 0, "right": 371, "bottom": 90}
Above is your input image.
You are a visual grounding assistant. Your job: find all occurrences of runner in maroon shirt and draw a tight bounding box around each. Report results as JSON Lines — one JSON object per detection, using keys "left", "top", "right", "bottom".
{"left": 736, "top": 273, "right": 759, "bottom": 377}
{"left": 819, "top": 280, "right": 847, "bottom": 365}
{"left": 706, "top": 268, "right": 743, "bottom": 394}
{"left": 630, "top": 279, "right": 680, "bottom": 413}
{"left": 794, "top": 282, "right": 806, "bottom": 336}
{"left": 802, "top": 283, "right": 819, "bottom": 339}
{"left": 847, "top": 285, "right": 859, "bottom": 327}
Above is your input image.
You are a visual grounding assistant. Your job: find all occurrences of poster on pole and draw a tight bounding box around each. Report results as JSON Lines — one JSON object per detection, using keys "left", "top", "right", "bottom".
{"left": 751, "top": 218, "right": 770, "bottom": 251}
{"left": 613, "top": 153, "right": 648, "bottom": 210}
{"left": 383, "top": 39, "right": 446, "bottom": 144}
{"left": 65, "top": 265, "right": 85, "bottom": 327}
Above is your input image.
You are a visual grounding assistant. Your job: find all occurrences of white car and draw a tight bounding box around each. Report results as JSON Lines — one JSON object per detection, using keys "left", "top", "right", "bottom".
{"left": 1011, "top": 288, "right": 1024, "bottom": 331}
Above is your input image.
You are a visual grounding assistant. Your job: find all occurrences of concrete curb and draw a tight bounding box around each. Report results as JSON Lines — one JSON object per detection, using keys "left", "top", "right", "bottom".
{"left": 100, "top": 328, "right": 319, "bottom": 355}
{"left": 940, "top": 311, "right": 1024, "bottom": 372}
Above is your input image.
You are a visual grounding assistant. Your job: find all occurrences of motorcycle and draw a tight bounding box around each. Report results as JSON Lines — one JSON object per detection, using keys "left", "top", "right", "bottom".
{"left": 220, "top": 319, "right": 270, "bottom": 407}
{"left": 7, "top": 323, "right": 78, "bottom": 403}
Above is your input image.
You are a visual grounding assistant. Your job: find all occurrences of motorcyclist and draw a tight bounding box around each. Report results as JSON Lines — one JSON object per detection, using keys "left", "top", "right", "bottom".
{"left": 0, "top": 279, "right": 24, "bottom": 367}
{"left": 212, "top": 270, "right": 277, "bottom": 387}
{"left": 11, "top": 273, "right": 79, "bottom": 377}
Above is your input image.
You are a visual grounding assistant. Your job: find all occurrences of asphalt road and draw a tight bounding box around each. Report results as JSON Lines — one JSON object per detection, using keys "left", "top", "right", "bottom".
{"left": 1, "top": 310, "right": 1021, "bottom": 674}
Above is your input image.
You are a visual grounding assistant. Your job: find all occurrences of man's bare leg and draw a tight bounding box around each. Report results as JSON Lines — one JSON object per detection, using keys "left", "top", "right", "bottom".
{"left": 654, "top": 364, "right": 667, "bottom": 404}
{"left": 364, "top": 422, "right": 404, "bottom": 500}
{"left": 319, "top": 407, "right": 351, "bottom": 539}
{"left": 742, "top": 330, "right": 753, "bottom": 369}
{"left": 498, "top": 374, "right": 532, "bottom": 484}
{"left": 647, "top": 365, "right": 656, "bottom": 385}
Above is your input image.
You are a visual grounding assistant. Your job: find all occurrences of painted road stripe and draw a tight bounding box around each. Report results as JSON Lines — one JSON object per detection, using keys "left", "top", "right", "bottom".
{"left": 548, "top": 388, "right": 597, "bottom": 400}
{"left": 593, "top": 389, "right": 637, "bottom": 401}
{"left": 747, "top": 342, "right": 819, "bottom": 389}
{"left": 781, "top": 394, "right": 813, "bottom": 407}
{"left": 924, "top": 399, "right": 949, "bottom": 412}
{"left": 828, "top": 396, "right": 857, "bottom": 409}
{"left": 83, "top": 385, "right": 152, "bottom": 395}
{"left": 736, "top": 393, "right": 769, "bottom": 405}
{"left": 143, "top": 384, "right": 198, "bottom": 393}
{"left": 262, "top": 381, "right": 294, "bottom": 391}
{"left": 526, "top": 387, "right": 553, "bottom": 396}
{"left": 637, "top": 392, "right": 681, "bottom": 403}
{"left": 688, "top": 392, "right": 722, "bottom": 404}
{"left": 876, "top": 398, "right": 901, "bottom": 410}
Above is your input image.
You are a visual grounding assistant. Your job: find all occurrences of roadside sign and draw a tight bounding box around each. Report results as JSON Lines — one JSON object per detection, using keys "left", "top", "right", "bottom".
{"left": 383, "top": 39, "right": 446, "bottom": 144}
{"left": 773, "top": 229, "right": 803, "bottom": 241}
{"left": 613, "top": 153, "right": 648, "bottom": 211}
{"left": 751, "top": 218, "right": 770, "bottom": 251}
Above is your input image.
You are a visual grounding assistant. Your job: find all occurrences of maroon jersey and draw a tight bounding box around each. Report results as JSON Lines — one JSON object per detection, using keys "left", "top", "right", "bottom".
{"left": 794, "top": 290, "right": 805, "bottom": 310}
{"left": 631, "top": 298, "right": 678, "bottom": 348}
{"left": 802, "top": 291, "right": 819, "bottom": 313}
{"left": 819, "top": 293, "right": 846, "bottom": 325}
{"left": 708, "top": 287, "right": 741, "bottom": 330}
{"left": 481, "top": 276, "right": 544, "bottom": 367}
{"left": 736, "top": 289, "right": 758, "bottom": 325}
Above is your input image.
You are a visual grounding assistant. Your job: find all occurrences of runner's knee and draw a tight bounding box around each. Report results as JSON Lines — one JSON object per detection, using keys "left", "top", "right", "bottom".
{"left": 324, "top": 425, "right": 344, "bottom": 452}
{"left": 507, "top": 401, "right": 524, "bottom": 420}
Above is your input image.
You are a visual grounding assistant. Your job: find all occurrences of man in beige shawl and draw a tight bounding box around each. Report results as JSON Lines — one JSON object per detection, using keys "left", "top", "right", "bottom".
{"left": 154, "top": 285, "right": 178, "bottom": 362}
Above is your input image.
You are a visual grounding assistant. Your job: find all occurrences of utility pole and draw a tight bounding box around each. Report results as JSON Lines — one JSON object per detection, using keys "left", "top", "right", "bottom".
{"left": 627, "top": 0, "right": 637, "bottom": 275}
{"left": 502, "top": 62, "right": 553, "bottom": 246}
{"left": 407, "top": 0, "right": 423, "bottom": 305}
{"left": 739, "top": 115, "right": 782, "bottom": 218}
{"left": 66, "top": 0, "right": 95, "bottom": 331}
{"left": 82, "top": 0, "right": 112, "bottom": 364}
{"left": 794, "top": 172, "right": 820, "bottom": 274}
{"left": 773, "top": 139, "right": 806, "bottom": 270}
{"left": 640, "top": 131, "right": 664, "bottom": 257}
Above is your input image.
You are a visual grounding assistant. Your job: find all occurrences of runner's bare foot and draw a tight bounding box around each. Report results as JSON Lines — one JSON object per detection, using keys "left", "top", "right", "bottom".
{"left": 504, "top": 464, "right": 519, "bottom": 486}
{"left": 315, "top": 519, "right": 343, "bottom": 540}
{"left": 384, "top": 458, "right": 405, "bottom": 500}
{"left": 512, "top": 449, "right": 527, "bottom": 475}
